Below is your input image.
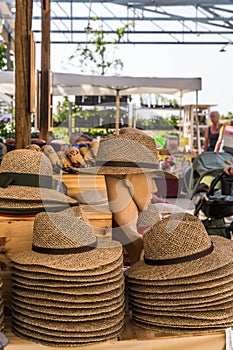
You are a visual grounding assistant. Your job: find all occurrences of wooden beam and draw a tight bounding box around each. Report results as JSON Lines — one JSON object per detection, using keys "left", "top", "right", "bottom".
{"left": 39, "top": 0, "right": 51, "bottom": 142}
{"left": 15, "top": 0, "right": 33, "bottom": 149}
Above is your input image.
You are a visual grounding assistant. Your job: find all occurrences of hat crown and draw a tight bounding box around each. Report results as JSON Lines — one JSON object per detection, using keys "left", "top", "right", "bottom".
{"left": 96, "top": 133, "right": 158, "bottom": 166}
{"left": 144, "top": 213, "right": 212, "bottom": 262}
{"left": 0, "top": 149, "right": 52, "bottom": 176}
{"left": 32, "top": 209, "right": 97, "bottom": 252}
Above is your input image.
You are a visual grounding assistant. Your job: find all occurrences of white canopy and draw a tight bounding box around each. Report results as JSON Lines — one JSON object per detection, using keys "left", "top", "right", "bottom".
{"left": 0, "top": 71, "right": 202, "bottom": 97}
{"left": 52, "top": 72, "right": 202, "bottom": 97}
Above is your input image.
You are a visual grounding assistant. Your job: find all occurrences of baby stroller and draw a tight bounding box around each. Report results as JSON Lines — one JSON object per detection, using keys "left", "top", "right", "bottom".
{"left": 185, "top": 151, "right": 233, "bottom": 239}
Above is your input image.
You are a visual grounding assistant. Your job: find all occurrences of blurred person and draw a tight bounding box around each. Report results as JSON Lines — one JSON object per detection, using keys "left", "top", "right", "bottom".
{"left": 203, "top": 111, "right": 221, "bottom": 152}
{"left": 214, "top": 117, "right": 233, "bottom": 154}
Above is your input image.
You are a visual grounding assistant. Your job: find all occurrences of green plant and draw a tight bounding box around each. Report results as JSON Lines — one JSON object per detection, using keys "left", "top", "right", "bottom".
{"left": 68, "top": 20, "right": 134, "bottom": 75}
{"left": 0, "top": 42, "right": 14, "bottom": 71}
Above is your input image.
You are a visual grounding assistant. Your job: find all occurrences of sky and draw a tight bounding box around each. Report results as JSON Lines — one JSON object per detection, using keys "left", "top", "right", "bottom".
{"left": 39, "top": 41, "right": 233, "bottom": 116}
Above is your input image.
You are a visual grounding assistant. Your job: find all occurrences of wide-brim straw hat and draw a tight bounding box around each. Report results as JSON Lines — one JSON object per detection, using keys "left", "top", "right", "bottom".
{"left": 126, "top": 261, "right": 233, "bottom": 286}
{"left": 10, "top": 209, "right": 123, "bottom": 271}
{"left": 79, "top": 131, "right": 159, "bottom": 175}
{"left": 12, "top": 288, "right": 125, "bottom": 309}
{"left": 12, "top": 294, "right": 125, "bottom": 317}
{"left": 12, "top": 319, "right": 125, "bottom": 346}
{"left": 12, "top": 268, "right": 123, "bottom": 287}
{"left": 125, "top": 213, "right": 233, "bottom": 281}
{"left": 0, "top": 149, "right": 78, "bottom": 213}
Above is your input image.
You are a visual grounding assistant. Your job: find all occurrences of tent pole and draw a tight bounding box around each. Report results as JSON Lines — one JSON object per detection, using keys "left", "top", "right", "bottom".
{"left": 115, "top": 89, "right": 120, "bottom": 135}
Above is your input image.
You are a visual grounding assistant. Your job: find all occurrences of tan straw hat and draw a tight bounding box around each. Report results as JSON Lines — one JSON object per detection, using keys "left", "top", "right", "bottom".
{"left": 79, "top": 131, "right": 159, "bottom": 175}
{"left": 125, "top": 213, "right": 233, "bottom": 281}
{"left": 0, "top": 149, "right": 78, "bottom": 214}
{"left": 10, "top": 209, "right": 123, "bottom": 271}
{"left": 125, "top": 212, "right": 233, "bottom": 333}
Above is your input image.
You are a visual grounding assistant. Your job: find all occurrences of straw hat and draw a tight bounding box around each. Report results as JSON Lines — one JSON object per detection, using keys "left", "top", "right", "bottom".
{"left": 0, "top": 149, "right": 78, "bottom": 213}
{"left": 41, "top": 144, "right": 62, "bottom": 170}
{"left": 10, "top": 209, "right": 123, "bottom": 271}
{"left": 79, "top": 131, "right": 159, "bottom": 175}
{"left": 125, "top": 212, "right": 233, "bottom": 333}
{"left": 25, "top": 144, "right": 42, "bottom": 152}
{"left": 11, "top": 208, "right": 125, "bottom": 345}
{"left": 125, "top": 213, "right": 233, "bottom": 281}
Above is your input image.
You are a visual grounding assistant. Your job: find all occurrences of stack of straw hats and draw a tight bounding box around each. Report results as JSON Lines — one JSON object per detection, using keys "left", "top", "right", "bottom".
{"left": 10, "top": 208, "right": 125, "bottom": 346}
{"left": 0, "top": 149, "right": 79, "bottom": 214}
{"left": 125, "top": 212, "right": 233, "bottom": 335}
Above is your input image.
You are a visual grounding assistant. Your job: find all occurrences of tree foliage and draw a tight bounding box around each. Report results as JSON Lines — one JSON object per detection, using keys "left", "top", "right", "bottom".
{"left": 68, "top": 20, "right": 134, "bottom": 75}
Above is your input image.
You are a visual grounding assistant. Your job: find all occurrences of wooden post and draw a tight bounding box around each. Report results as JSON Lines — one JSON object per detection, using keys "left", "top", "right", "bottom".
{"left": 15, "top": 0, "right": 33, "bottom": 149}
{"left": 39, "top": 0, "right": 51, "bottom": 142}
{"left": 115, "top": 89, "right": 120, "bottom": 135}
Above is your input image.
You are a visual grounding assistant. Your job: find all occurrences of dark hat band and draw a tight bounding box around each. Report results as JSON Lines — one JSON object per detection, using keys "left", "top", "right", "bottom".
{"left": 95, "top": 161, "right": 159, "bottom": 169}
{"left": 32, "top": 239, "right": 98, "bottom": 255}
{"left": 144, "top": 241, "right": 214, "bottom": 266}
{"left": 0, "top": 172, "right": 53, "bottom": 189}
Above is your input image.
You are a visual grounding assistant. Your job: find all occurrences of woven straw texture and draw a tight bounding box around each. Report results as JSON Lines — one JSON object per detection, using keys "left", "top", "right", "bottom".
{"left": 12, "top": 321, "right": 124, "bottom": 346}
{"left": 80, "top": 132, "right": 159, "bottom": 175}
{"left": 12, "top": 291, "right": 125, "bottom": 309}
{"left": 0, "top": 149, "right": 77, "bottom": 212}
{"left": 10, "top": 209, "right": 123, "bottom": 271}
{"left": 10, "top": 207, "right": 125, "bottom": 346}
{"left": 125, "top": 212, "right": 233, "bottom": 334}
{"left": 125, "top": 231, "right": 233, "bottom": 280}
{"left": 136, "top": 203, "right": 160, "bottom": 231}
{"left": 11, "top": 255, "right": 123, "bottom": 277}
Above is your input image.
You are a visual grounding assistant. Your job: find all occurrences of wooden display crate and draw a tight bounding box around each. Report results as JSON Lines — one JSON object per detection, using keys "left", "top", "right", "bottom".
{"left": 62, "top": 173, "right": 107, "bottom": 197}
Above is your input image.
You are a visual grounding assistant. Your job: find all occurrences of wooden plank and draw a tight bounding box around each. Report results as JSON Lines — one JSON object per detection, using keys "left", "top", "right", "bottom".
{"left": 62, "top": 174, "right": 107, "bottom": 197}
{"left": 39, "top": 0, "right": 51, "bottom": 141}
{"left": 15, "top": 0, "right": 33, "bottom": 148}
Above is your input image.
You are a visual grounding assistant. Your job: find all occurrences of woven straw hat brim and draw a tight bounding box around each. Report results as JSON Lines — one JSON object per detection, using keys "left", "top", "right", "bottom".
{"left": 12, "top": 276, "right": 124, "bottom": 295}
{"left": 13, "top": 284, "right": 124, "bottom": 303}
{"left": 12, "top": 322, "right": 124, "bottom": 346}
{"left": 10, "top": 239, "right": 123, "bottom": 272}
{"left": 126, "top": 273, "right": 233, "bottom": 293}
{"left": 125, "top": 236, "right": 233, "bottom": 281}
{"left": 131, "top": 319, "right": 229, "bottom": 335}
{"left": 130, "top": 298, "right": 233, "bottom": 312}
{"left": 12, "top": 302, "right": 125, "bottom": 322}
{"left": 12, "top": 310, "right": 125, "bottom": 333}
{"left": 11, "top": 254, "right": 123, "bottom": 282}
{"left": 131, "top": 306, "right": 233, "bottom": 321}
{"left": 12, "top": 291, "right": 125, "bottom": 310}
{"left": 12, "top": 269, "right": 123, "bottom": 288}
{"left": 12, "top": 295, "right": 125, "bottom": 317}
{"left": 132, "top": 313, "right": 233, "bottom": 328}
{"left": 128, "top": 288, "right": 233, "bottom": 307}
{"left": 128, "top": 280, "right": 233, "bottom": 300}
{"left": 0, "top": 186, "right": 77, "bottom": 203}
{"left": 11, "top": 260, "right": 123, "bottom": 280}
{"left": 79, "top": 166, "right": 158, "bottom": 175}
{"left": 125, "top": 262, "right": 233, "bottom": 286}
{"left": 0, "top": 199, "right": 78, "bottom": 214}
